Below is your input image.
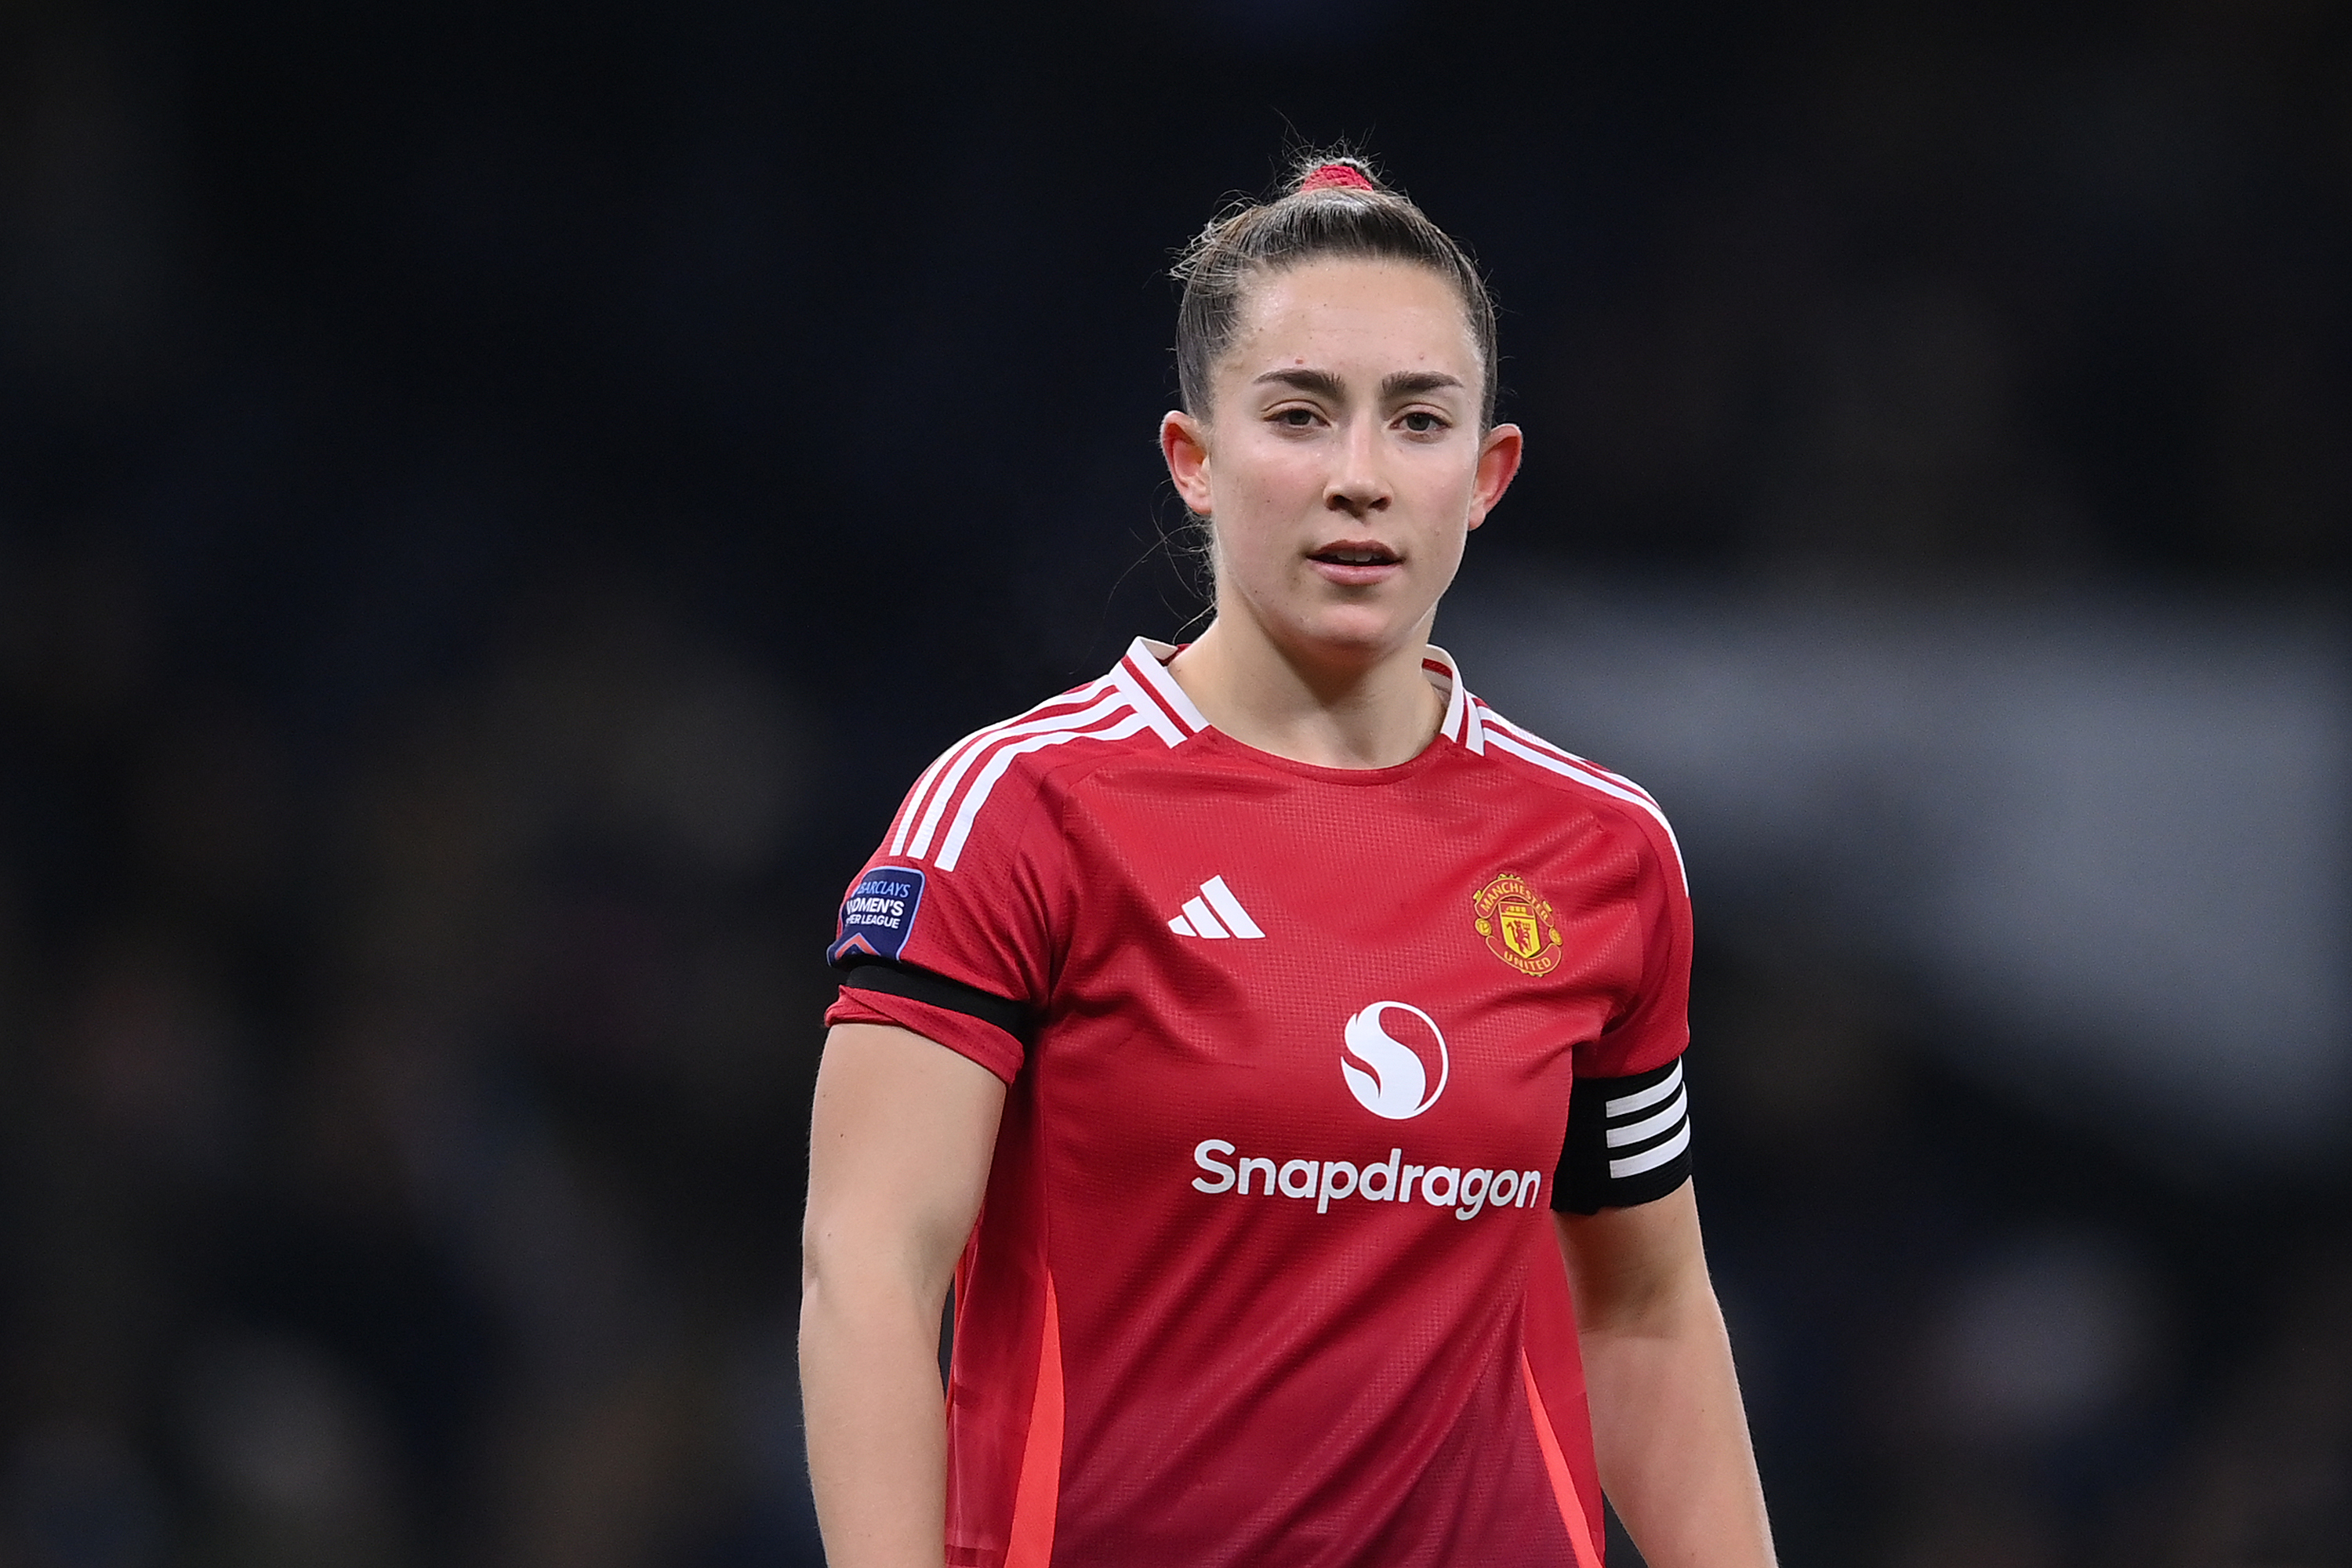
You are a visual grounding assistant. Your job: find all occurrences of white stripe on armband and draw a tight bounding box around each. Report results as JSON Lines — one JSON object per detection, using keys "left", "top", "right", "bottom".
{"left": 1610, "top": 1120, "right": 1691, "bottom": 1179}
{"left": 1606, "top": 1087, "right": 1688, "bottom": 1148}
{"left": 1604, "top": 1059, "right": 1683, "bottom": 1118}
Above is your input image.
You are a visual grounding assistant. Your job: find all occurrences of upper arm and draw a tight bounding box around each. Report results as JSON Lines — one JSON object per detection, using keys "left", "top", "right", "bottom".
{"left": 803, "top": 1022, "right": 1007, "bottom": 1300}
{"left": 1554, "top": 1181, "right": 1711, "bottom": 1338}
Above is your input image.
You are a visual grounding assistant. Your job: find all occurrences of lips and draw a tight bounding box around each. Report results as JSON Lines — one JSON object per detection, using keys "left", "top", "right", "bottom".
{"left": 1309, "top": 539, "right": 1399, "bottom": 566}
{"left": 1308, "top": 539, "right": 1403, "bottom": 586}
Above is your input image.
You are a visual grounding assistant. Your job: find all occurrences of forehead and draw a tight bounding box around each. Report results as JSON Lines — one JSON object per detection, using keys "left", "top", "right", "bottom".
{"left": 1225, "top": 258, "right": 1482, "bottom": 381}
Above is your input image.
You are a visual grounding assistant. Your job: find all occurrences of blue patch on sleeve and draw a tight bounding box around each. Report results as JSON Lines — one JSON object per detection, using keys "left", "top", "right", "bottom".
{"left": 828, "top": 866, "right": 927, "bottom": 966}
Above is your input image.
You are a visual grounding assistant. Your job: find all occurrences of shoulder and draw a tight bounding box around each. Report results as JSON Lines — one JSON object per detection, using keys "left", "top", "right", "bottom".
{"left": 1461, "top": 695, "right": 1688, "bottom": 891}
{"left": 882, "top": 660, "right": 1195, "bottom": 873}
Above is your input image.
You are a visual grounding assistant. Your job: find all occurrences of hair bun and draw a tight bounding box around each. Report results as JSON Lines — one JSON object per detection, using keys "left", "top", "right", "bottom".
{"left": 1298, "top": 162, "right": 1376, "bottom": 194}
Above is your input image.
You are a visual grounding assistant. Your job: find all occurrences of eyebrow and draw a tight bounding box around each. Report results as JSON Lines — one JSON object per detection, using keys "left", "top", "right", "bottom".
{"left": 1254, "top": 368, "right": 1346, "bottom": 400}
{"left": 1380, "top": 371, "right": 1465, "bottom": 399}
{"left": 1251, "top": 368, "right": 1467, "bottom": 401}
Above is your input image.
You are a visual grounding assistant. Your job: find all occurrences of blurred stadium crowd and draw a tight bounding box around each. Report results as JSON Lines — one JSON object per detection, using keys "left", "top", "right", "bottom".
{"left": 0, "top": 1, "right": 2346, "bottom": 1565}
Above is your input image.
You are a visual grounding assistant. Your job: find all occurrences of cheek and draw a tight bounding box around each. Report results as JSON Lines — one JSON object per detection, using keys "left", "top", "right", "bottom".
{"left": 1227, "top": 441, "right": 1316, "bottom": 500}
{"left": 1213, "top": 441, "right": 1319, "bottom": 524}
{"left": 1404, "top": 453, "right": 1483, "bottom": 518}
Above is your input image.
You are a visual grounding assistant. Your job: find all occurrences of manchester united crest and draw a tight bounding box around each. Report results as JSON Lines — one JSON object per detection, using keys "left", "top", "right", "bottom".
{"left": 1472, "top": 872, "right": 1564, "bottom": 977}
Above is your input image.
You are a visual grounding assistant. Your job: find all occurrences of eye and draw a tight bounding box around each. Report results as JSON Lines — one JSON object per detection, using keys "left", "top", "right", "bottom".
{"left": 1400, "top": 410, "right": 1446, "bottom": 434}
{"left": 1275, "top": 407, "right": 1320, "bottom": 429}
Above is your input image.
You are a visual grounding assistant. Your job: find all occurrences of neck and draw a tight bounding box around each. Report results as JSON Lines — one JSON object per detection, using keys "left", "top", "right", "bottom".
{"left": 1166, "top": 612, "right": 1445, "bottom": 770}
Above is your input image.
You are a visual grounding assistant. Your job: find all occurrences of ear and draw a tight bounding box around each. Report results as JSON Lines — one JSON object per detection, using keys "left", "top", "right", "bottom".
{"left": 1161, "top": 410, "right": 1215, "bottom": 516}
{"left": 1465, "top": 423, "right": 1523, "bottom": 532}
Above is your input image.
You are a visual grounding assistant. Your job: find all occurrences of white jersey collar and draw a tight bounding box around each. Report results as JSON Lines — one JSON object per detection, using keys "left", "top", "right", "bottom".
{"left": 1117, "top": 636, "right": 1483, "bottom": 754}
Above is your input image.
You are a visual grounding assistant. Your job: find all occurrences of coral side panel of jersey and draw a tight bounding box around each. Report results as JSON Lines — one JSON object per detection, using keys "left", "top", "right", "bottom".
{"left": 827, "top": 641, "right": 1690, "bottom": 1568}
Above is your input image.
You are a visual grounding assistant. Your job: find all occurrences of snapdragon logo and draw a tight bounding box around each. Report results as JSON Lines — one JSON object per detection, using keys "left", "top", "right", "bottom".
{"left": 1341, "top": 1001, "right": 1449, "bottom": 1120}
{"left": 1191, "top": 1141, "right": 1543, "bottom": 1221}
{"left": 1181, "top": 999, "right": 1544, "bottom": 1222}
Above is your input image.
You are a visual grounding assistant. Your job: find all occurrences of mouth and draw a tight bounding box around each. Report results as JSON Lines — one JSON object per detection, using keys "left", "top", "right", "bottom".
{"left": 1308, "top": 540, "right": 1400, "bottom": 567}
{"left": 1306, "top": 539, "right": 1403, "bottom": 589}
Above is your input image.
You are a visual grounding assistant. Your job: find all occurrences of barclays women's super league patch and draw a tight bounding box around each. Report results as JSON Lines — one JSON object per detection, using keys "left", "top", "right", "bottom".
{"left": 828, "top": 866, "right": 927, "bottom": 965}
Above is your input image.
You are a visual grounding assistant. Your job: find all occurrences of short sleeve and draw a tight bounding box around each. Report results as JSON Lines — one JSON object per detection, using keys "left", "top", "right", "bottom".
{"left": 821, "top": 749, "right": 1070, "bottom": 1085}
{"left": 1572, "top": 811, "right": 1692, "bottom": 1083}
{"left": 1556, "top": 808, "right": 1694, "bottom": 1212}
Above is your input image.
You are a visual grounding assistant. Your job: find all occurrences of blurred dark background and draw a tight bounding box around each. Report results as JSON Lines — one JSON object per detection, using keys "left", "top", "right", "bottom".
{"left": 0, "top": 1, "right": 2346, "bottom": 1563}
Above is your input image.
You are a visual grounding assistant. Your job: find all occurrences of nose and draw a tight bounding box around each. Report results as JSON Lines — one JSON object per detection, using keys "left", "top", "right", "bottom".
{"left": 1324, "top": 416, "right": 1392, "bottom": 519}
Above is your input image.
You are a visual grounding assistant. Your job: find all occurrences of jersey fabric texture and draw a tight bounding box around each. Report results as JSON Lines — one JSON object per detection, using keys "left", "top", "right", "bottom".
{"left": 825, "top": 637, "right": 1693, "bottom": 1568}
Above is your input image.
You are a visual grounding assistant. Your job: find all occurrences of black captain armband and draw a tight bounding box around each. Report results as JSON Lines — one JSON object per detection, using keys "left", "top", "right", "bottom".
{"left": 833, "top": 956, "right": 1038, "bottom": 1047}
{"left": 1552, "top": 1057, "right": 1693, "bottom": 1215}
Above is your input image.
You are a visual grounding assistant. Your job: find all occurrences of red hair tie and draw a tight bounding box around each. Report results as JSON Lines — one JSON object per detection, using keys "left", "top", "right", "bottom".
{"left": 1299, "top": 162, "right": 1375, "bottom": 194}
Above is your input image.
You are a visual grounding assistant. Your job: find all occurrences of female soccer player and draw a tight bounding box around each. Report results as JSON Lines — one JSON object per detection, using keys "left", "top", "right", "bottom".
{"left": 801, "top": 155, "right": 1776, "bottom": 1567}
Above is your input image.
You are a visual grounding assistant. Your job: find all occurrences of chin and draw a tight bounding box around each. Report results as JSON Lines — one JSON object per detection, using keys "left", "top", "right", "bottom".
{"left": 1289, "top": 609, "right": 1417, "bottom": 659}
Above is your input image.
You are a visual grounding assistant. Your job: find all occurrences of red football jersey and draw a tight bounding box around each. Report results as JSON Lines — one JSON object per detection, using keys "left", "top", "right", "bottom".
{"left": 826, "top": 638, "right": 1692, "bottom": 1568}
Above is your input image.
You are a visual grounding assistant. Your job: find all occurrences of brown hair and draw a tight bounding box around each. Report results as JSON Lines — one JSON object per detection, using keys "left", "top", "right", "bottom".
{"left": 1173, "top": 153, "right": 1500, "bottom": 427}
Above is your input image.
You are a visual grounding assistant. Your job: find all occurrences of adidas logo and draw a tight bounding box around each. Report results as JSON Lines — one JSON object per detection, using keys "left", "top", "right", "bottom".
{"left": 1167, "top": 875, "right": 1266, "bottom": 940}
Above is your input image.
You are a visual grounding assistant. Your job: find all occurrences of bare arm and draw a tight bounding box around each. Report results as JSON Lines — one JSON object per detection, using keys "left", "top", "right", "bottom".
{"left": 1555, "top": 1182, "right": 1776, "bottom": 1568}
{"left": 801, "top": 1022, "right": 1007, "bottom": 1568}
